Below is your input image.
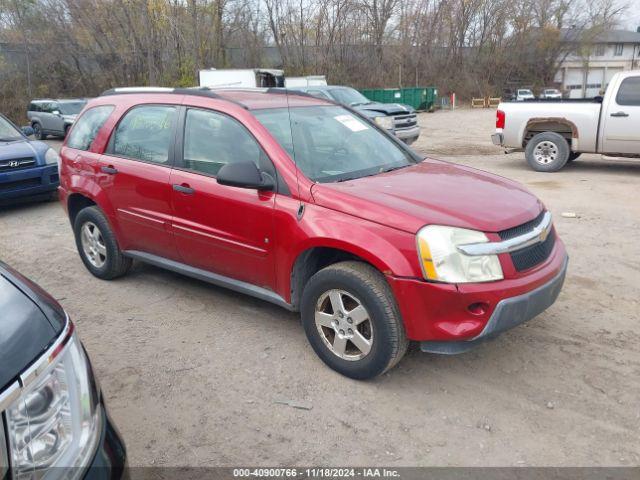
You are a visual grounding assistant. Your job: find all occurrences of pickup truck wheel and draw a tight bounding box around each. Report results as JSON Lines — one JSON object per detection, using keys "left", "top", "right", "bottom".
{"left": 525, "top": 132, "right": 569, "bottom": 172}
{"left": 301, "top": 261, "right": 408, "bottom": 380}
{"left": 73, "top": 206, "right": 132, "bottom": 280}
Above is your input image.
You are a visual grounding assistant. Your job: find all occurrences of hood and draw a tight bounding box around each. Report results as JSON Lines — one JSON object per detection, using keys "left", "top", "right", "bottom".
{"left": 0, "top": 263, "right": 66, "bottom": 393}
{"left": 355, "top": 102, "right": 415, "bottom": 116}
{"left": 311, "top": 158, "right": 543, "bottom": 234}
{"left": 0, "top": 138, "right": 48, "bottom": 163}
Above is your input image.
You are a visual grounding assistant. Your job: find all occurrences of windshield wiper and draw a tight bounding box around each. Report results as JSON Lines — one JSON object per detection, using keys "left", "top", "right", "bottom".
{"left": 380, "top": 165, "right": 408, "bottom": 174}
{"left": 0, "top": 137, "right": 19, "bottom": 142}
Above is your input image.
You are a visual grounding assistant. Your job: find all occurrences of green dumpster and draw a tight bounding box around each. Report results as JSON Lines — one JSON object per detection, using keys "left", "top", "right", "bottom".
{"left": 359, "top": 87, "right": 437, "bottom": 111}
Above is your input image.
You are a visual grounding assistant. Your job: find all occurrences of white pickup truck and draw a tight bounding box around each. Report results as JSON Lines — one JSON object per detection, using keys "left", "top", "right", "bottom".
{"left": 492, "top": 70, "right": 640, "bottom": 172}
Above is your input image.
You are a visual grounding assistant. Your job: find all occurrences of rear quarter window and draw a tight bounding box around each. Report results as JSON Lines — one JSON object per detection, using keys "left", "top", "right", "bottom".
{"left": 66, "top": 105, "right": 114, "bottom": 151}
{"left": 616, "top": 77, "right": 640, "bottom": 106}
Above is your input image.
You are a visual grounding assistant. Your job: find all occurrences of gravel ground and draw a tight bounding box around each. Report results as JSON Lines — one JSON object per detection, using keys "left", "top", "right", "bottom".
{"left": 1, "top": 108, "right": 638, "bottom": 467}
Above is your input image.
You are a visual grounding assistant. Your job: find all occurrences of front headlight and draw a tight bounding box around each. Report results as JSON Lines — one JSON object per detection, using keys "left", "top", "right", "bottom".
{"left": 5, "top": 326, "right": 101, "bottom": 478}
{"left": 417, "top": 225, "right": 503, "bottom": 283}
{"left": 44, "top": 148, "right": 60, "bottom": 166}
{"left": 374, "top": 116, "right": 394, "bottom": 130}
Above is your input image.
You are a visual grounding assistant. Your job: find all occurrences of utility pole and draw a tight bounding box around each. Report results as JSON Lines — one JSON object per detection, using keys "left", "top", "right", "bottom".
{"left": 25, "top": 48, "right": 32, "bottom": 97}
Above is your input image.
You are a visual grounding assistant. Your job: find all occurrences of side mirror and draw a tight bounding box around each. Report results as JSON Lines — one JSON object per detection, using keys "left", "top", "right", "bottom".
{"left": 217, "top": 161, "right": 274, "bottom": 191}
{"left": 52, "top": 110, "right": 61, "bottom": 116}
{"left": 22, "top": 126, "right": 34, "bottom": 137}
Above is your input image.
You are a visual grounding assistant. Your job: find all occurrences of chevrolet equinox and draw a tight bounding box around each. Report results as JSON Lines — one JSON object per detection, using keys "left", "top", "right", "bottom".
{"left": 59, "top": 87, "right": 568, "bottom": 379}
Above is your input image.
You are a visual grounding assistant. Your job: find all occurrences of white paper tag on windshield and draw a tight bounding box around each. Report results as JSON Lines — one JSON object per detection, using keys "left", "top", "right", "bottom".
{"left": 334, "top": 114, "right": 368, "bottom": 132}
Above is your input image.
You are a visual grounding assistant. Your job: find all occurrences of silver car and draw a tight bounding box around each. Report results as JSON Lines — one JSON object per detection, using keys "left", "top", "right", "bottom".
{"left": 539, "top": 88, "right": 562, "bottom": 100}
{"left": 27, "top": 99, "right": 87, "bottom": 140}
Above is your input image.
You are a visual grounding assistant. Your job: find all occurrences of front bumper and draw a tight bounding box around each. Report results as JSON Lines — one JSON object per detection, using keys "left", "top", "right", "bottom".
{"left": 84, "top": 402, "right": 127, "bottom": 479}
{"left": 0, "top": 164, "right": 59, "bottom": 200}
{"left": 387, "top": 237, "right": 568, "bottom": 343}
{"left": 420, "top": 256, "right": 567, "bottom": 354}
{"left": 394, "top": 126, "right": 421, "bottom": 144}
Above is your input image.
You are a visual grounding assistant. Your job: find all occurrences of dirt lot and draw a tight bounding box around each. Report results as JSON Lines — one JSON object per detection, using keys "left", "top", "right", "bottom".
{"left": 1, "top": 108, "right": 639, "bottom": 467}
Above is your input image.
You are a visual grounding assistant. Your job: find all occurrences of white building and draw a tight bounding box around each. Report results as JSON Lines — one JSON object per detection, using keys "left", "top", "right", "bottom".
{"left": 554, "top": 29, "right": 640, "bottom": 98}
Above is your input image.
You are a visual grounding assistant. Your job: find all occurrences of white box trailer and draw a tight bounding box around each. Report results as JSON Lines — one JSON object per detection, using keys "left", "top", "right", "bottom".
{"left": 284, "top": 75, "right": 328, "bottom": 88}
{"left": 198, "top": 68, "right": 285, "bottom": 88}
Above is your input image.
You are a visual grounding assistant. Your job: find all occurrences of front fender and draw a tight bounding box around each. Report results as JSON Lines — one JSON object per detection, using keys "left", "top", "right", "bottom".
{"left": 274, "top": 197, "right": 421, "bottom": 302}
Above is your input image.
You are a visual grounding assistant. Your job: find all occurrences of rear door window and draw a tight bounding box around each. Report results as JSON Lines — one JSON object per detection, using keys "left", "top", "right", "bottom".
{"left": 67, "top": 105, "right": 115, "bottom": 151}
{"left": 110, "top": 105, "right": 177, "bottom": 164}
{"left": 616, "top": 77, "right": 640, "bottom": 106}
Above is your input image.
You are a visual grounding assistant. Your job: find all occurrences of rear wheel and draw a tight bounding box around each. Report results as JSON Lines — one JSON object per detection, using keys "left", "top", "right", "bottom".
{"left": 301, "top": 261, "right": 408, "bottom": 380}
{"left": 525, "top": 132, "right": 570, "bottom": 172}
{"left": 73, "top": 206, "right": 131, "bottom": 279}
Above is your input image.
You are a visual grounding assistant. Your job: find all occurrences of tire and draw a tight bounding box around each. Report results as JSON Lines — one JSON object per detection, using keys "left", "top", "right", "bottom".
{"left": 525, "top": 132, "right": 569, "bottom": 172}
{"left": 567, "top": 152, "right": 581, "bottom": 162}
{"left": 73, "top": 206, "right": 132, "bottom": 280}
{"left": 32, "top": 122, "right": 46, "bottom": 140}
{"left": 300, "top": 261, "right": 409, "bottom": 380}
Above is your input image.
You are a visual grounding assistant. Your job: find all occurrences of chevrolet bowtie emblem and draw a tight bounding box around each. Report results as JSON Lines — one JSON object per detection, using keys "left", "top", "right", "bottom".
{"left": 539, "top": 224, "right": 550, "bottom": 242}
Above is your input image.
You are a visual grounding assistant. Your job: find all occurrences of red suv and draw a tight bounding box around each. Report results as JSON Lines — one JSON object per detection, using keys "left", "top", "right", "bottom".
{"left": 59, "top": 88, "right": 568, "bottom": 379}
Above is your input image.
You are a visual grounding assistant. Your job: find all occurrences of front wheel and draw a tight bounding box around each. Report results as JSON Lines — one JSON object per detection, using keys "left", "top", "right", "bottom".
{"left": 32, "top": 123, "right": 46, "bottom": 140}
{"left": 301, "top": 261, "right": 408, "bottom": 380}
{"left": 525, "top": 132, "right": 570, "bottom": 172}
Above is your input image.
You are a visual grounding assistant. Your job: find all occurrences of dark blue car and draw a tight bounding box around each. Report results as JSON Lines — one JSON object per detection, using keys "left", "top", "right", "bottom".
{"left": 0, "top": 114, "right": 60, "bottom": 202}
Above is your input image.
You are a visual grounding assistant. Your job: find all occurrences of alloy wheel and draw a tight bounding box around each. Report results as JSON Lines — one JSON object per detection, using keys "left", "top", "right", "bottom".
{"left": 80, "top": 221, "right": 107, "bottom": 268}
{"left": 314, "top": 289, "right": 374, "bottom": 361}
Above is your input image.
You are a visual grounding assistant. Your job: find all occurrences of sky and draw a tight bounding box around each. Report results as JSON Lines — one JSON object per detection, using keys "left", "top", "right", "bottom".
{"left": 623, "top": 0, "right": 640, "bottom": 30}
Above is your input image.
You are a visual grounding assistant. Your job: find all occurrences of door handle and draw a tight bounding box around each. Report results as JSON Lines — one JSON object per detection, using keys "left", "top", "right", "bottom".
{"left": 173, "top": 183, "right": 195, "bottom": 194}
{"left": 610, "top": 111, "right": 629, "bottom": 117}
{"left": 101, "top": 165, "right": 118, "bottom": 174}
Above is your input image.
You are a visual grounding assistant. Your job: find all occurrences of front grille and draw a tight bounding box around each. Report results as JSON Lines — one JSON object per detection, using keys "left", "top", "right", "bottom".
{"left": 0, "top": 177, "right": 41, "bottom": 191}
{"left": 393, "top": 113, "right": 417, "bottom": 130}
{"left": 498, "top": 211, "right": 555, "bottom": 271}
{"left": 0, "top": 157, "right": 36, "bottom": 171}
{"left": 510, "top": 229, "right": 556, "bottom": 272}
{"left": 499, "top": 210, "right": 545, "bottom": 240}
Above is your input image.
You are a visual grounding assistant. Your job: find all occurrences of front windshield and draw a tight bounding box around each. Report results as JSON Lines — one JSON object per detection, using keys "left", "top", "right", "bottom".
{"left": 519, "top": 90, "right": 532, "bottom": 95}
{"left": 58, "top": 101, "right": 87, "bottom": 115}
{"left": 254, "top": 105, "right": 420, "bottom": 183}
{"left": 329, "top": 88, "right": 371, "bottom": 106}
{"left": 545, "top": 90, "right": 558, "bottom": 94}
{"left": 0, "top": 116, "right": 23, "bottom": 141}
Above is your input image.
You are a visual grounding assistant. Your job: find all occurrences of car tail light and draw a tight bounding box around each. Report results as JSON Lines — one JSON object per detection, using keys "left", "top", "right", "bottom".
{"left": 496, "top": 110, "right": 505, "bottom": 129}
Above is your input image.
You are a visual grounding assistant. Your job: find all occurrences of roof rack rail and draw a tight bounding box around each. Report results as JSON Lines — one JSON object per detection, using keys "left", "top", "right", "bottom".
{"left": 100, "top": 87, "right": 175, "bottom": 96}
{"left": 99, "top": 86, "right": 250, "bottom": 110}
